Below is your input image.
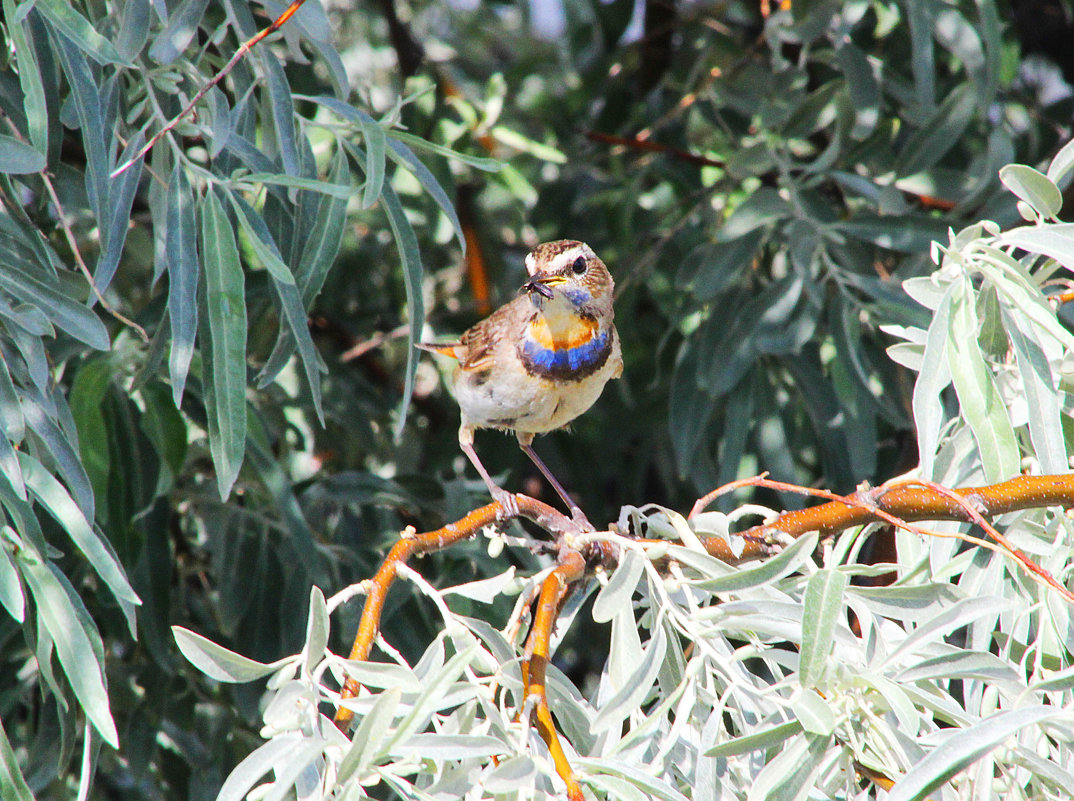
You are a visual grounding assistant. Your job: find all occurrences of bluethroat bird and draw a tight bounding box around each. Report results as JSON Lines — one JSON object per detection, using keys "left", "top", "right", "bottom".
{"left": 419, "top": 240, "right": 623, "bottom": 529}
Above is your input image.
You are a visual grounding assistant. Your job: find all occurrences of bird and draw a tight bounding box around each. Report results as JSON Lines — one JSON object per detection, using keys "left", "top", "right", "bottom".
{"left": 418, "top": 240, "right": 623, "bottom": 530}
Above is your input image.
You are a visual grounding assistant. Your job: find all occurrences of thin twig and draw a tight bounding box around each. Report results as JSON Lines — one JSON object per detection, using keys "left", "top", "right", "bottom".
{"left": 0, "top": 113, "right": 148, "bottom": 342}
{"left": 110, "top": 0, "right": 311, "bottom": 178}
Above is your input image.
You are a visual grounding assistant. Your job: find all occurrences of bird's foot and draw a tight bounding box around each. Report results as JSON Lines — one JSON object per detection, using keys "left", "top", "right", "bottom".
{"left": 491, "top": 488, "right": 520, "bottom": 521}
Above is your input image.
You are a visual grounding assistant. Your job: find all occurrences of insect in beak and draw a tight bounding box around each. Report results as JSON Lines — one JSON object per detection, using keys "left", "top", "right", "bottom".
{"left": 521, "top": 276, "right": 556, "bottom": 299}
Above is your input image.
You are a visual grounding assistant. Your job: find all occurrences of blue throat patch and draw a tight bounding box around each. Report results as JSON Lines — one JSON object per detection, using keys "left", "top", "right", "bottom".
{"left": 519, "top": 330, "right": 611, "bottom": 380}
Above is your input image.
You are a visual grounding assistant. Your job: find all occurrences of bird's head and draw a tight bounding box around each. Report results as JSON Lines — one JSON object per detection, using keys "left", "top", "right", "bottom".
{"left": 519, "top": 240, "right": 614, "bottom": 311}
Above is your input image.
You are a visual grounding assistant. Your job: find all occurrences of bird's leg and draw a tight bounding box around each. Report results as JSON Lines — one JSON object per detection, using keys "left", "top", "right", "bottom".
{"left": 517, "top": 433, "right": 594, "bottom": 531}
{"left": 459, "top": 426, "right": 519, "bottom": 519}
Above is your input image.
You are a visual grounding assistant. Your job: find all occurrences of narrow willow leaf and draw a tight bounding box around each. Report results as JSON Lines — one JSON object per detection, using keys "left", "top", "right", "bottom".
{"left": 0, "top": 258, "right": 109, "bottom": 350}
{"left": 693, "top": 532, "right": 819, "bottom": 593}
{"left": 911, "top": 284, "right": 952, "bottom": 478}
{"left": 301, "top": 586, "right": 329, "bottom": 675}
{"left": 200, "top": 189, "right": 247, "bottom": 499}
{"left": 705, "top": 720, "right": 803, "bottom": 757}
{"left": 240, "top": 172, "right": 352, "bottom": 198}
{"left": 0, "top": 536, "right": 25, "bottom": 622}
{"left": 1046, "top": 136, "right": 1074, "bottom": 186}
{"left": 95, "top": 132, "right": 144, "bottom": 296}
{"left": 5, "top": 0, "right": 48, "bottom": 152}
{"left": 358, "top": 116, "right": 387, "bottom": 209}
{"left": 19, "top": 453, "right": 140, "bottom": 607}
{"left": 946, "top": 278, "right": 1019, "bottom": 482}
{"left": 387, "top": 129, "right": 501, "bottom": 171}
{"left": 0, "top": 135, "right": 46, "bottom": 174}
{"left": 295, "top": 146, "right": 348, "bottom": 304}
{"left": 387, "top": 138, "right": 465, "bottom": 254}
{"left": 216, "top": 736, "right": 320, "bottom": 801}
{"left": 258, "top": 52, "right": 300, "bottom": 177}
{"left": 172, "top": 626, "right": 279, "bottom": 682}
{"left": 0, "top": 716, "right": 35, "bottom": 801}
{"left": 228, "top": 194, "right": 326, "bottom": 423}
{"left": 1003, "top": 307, "right": 1067, "bottom": 473}
{"left": 591, "top": 622, "right": 667, "bottom": 733}
{"left": 47, "top": 26, "right": 108, "bottom": 217}
{"left": 895, "top": 83, "right": 976, "bottom": 177}
{"left": 21, "top": 560, "right": 118, "bottom": 747}
{"left": 20, "top": 397, "right": 95, "bottom": 520}
{"left": 35, "top": 0, "right": 130, "bottom": 65}
{"left": 115, "top": 0, "right": 150, "bottom": 61}
{"left": 799, "top": 569, "right": 849, "bottom": 689}
{"left": 147, "top": 0, "right": 209, "bottom": 64}
{"left": 835, "top": 42, "right": 879, "bottom": 140}
{"left": 166, "top": 165, "right": 199, "bottom": 406}
{"left": 592, "top": 549, "right": 645, "bottom": 623}
{"left": 379, "top": 181, "right": 423, "bottom": 439}
{"left": 886, "top": 707, "right": 1061, "bottom": 801}
{"left": 336, "top": 687, "right": 401, "bottom": 784}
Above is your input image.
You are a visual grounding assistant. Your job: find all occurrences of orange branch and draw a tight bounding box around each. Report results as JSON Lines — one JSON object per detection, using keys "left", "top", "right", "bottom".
{"left": 692, "top": 473, "right": 1074, "bottom": 600}
{"left": 521, "top": 549, "right": 587, "bottom": 801}
{"left": 333, "top": 494, "right": 574, "bottom": 729}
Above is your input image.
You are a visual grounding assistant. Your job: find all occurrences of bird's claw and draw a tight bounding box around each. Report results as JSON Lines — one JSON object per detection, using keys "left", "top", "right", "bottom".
{"left": 491, "top": 488, "right": 520, "bottom": 521}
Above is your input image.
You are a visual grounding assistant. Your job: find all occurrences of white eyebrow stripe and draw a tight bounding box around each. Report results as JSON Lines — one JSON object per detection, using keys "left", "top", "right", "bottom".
{"left": 548, "top": 244, "right": 591, "bottom": 273}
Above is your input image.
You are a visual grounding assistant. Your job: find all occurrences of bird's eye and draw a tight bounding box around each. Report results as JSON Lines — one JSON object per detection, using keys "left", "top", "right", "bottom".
{"left": 571, "top": 255, "right": 587, "bottom": 274}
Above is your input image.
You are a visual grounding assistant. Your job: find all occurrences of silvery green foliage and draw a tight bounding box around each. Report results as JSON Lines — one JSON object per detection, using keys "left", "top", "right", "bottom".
{"left": 184, "top": 489, "right": 1073, "bottom": 799}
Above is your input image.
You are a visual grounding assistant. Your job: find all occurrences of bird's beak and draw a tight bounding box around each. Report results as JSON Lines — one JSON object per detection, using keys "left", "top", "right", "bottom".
{"left": 521, "top": 275, "right": 560, "bottom": 299}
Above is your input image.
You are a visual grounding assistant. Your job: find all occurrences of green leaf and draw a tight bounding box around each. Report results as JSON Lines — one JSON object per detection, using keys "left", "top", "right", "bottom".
{"left": 387, "top": 138, "right": 466, "bottom": 254}
{"left": 295, "top": 146, "right": 349, "bottom": 304}
{"left": 592, "top": 548, "right": 645, "bottom": 623}
{"left": 836, "top": 43, "right": 879, "bottom": 140}
{"left": 717, "top": 188, "right": 790, "bottom": 241}
{"left": 19, "top": 452, "right": 140, "bottom": 608}
{"left": 894, "top": 83, "right": 976, "bottom": 177}
{"left": 172, "top": 626, "right": 279, "bottom": 682}
{"left": 166, "top": 165, "right": 200, "bottom": 406}
{"left": 692, "top": 532, "right": 819, "bottom": 593}
{"left": 358, "top": 116, "right": 387, "bottom": 209}
{"left": 200, "top": 189, "right": 247, "bottom": 499}
{"left": 0, "top": 531, "right": 25, "bottom": 623}
{"left": 0, "top": 257, "right": 110, "bottom": 350}
{"left": 591, "top": 622, "right": 667, "bottom": 733}
{"left": 21, "top": 559, "right": 118, "bottom": 747}
{"left": 0, "top": 134, "right": 45, "bottom": 174}
{"left": 240, "top": 172, "right": 352, "bottom": 198}
{"left": 95, "top": 132, "right": 145, "bottom": 295}
{"left": 1002, "top": 307, "right": 1067, "bottom": 473}
{"left": 705, "top": 720, "right": 803, "bottom": 757}
{"left": 147, "top": 0, "right": 210, "bottom": 64}
{"left": 999, "top": 164, "right": 1062, "bottom": 219}
{"left": 301, "top": 586, "right": 328, "bottom": 675}
{"left": 1046, "top": 136, "right": 1074, "bottom": 187}
{"left": 798, "top": 569, "right": 848, "bottom": 689}
{"left": 336, "top": 687, "right": 401, "bottom": 783}
{"left": 47, "top": 20, "right": 108, "bottom": 216}
{"left": 886, "top": 707, "right": 1061, "bottom": 801}
{"left": 4, "top": 0, "right": 48, "bottom": 152}
{"left": 0, "top": 716, "right": 35, "bottom": 801}
{"left": 379, "top": 180, "right": 424, "bottom": 439}
{"left": 945, "top": 278, "right": 1019, "bottom": 482}
{"left": 35, "top": 0, "right": 131, "bottom": 65}
{"left": 259, "top": 52, "right": 300, "bottom": 177}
